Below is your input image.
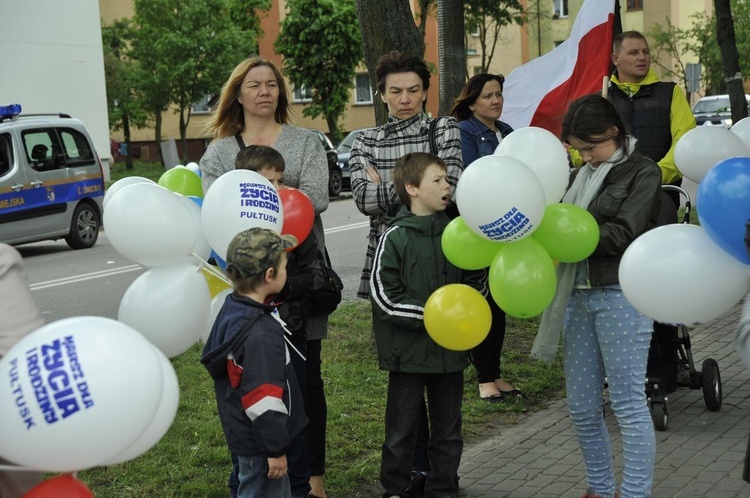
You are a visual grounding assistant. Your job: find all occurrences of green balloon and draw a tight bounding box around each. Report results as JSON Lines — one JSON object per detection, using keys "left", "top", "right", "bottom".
{"left": 158, "top": 167, "right": 204, "bottom": 198}
{"left": 532, "top": 203, "right": 599, "bottom": 263}
{"left": 489, "top": 237, "right": 557, "bottom": 318}
{"left": 442, "top": 216, "right": 504, "bottom": 270}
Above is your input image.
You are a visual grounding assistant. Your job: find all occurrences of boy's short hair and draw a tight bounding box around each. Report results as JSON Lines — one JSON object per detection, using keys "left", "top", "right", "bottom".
{"left": 393, "top": 152, "right": 446, "bottom": 207}
{"left": 235, "top": 145, "right": 286, "bottom": 173}
{"left": 226, "top": 227, "right": 297, "bottom": 293}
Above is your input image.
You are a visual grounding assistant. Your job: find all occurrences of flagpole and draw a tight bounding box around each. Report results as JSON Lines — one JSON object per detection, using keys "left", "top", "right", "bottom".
{"left": 602, "top": 76, "right": 609, "bottom": 99}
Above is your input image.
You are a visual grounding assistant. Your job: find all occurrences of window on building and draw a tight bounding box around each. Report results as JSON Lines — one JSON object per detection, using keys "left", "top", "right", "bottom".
{"left": 627, "top": 0, "right": 643, "bottom": 10}
{"left": 553, "top": 0, "right": 568, "bottom": 18}
{"left": 355, "top": 74, "right": 373, "bottom": 104}
{"left": 192, "top": 94, "right": 212, "bottom": 114}
{"left": 293, "top": 85, "right": 313, "bottom": 102}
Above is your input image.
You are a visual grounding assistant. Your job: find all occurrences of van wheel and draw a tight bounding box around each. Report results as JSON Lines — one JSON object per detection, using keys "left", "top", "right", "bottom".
{"left": 65, "top": 203, "right": 99, "bottom": 249}
{"left": 329, "top": 168, "right": 342, "bottom": 197}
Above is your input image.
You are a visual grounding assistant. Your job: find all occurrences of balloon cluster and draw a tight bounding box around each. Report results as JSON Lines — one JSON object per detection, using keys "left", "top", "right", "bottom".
{"left": 0, "top": 162, "right": 317, "bottom": 485}
{"left": 0, "top": 317, "right": 178, "bottom": 477}
{"left": 621, "top": 123, "right": 750, "bottom": 325}
{"left": 424, "top": 128, "right": 599, "bottom": 348}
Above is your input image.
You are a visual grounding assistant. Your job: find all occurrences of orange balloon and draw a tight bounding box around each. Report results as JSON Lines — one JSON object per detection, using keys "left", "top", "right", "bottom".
{"left": 24, "top": 474, "right": 94, "bottom": 498}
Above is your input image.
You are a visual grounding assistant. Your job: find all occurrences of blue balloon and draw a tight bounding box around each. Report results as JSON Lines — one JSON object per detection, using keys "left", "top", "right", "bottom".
{"left": 697, "top": 156, "right": 750, "bottom": 265}
{"left": 211, "top": 251, "right": 227, "bottom": 270}
{"left": 187, "top": 195, "right": 203, "bottom": 208}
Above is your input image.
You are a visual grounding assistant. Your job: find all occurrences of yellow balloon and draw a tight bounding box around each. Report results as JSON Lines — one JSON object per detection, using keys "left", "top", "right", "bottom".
{"left": 423, "top": 284, "right": 491, "bottom": 351}
{"left": 201, "top": 266, "right": 232, "bottom": 299}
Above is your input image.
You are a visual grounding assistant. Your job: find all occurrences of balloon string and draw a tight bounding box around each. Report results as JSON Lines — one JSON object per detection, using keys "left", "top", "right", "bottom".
{"left": 191, "top": 253, "right": 233, "bottom": 285}
{"left": 0, "top": 464, "right": 42, "bottom": 472}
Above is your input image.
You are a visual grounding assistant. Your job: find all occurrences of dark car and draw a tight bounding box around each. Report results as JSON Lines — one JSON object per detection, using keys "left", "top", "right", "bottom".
{"left": 692, "top": 94, "right": 750, "bottom": 128}
{"left": 310, "top": 129, "right": 343, "bottom": 197}
{"left": 336, "top": 127, "right": 374, "bottom": 191}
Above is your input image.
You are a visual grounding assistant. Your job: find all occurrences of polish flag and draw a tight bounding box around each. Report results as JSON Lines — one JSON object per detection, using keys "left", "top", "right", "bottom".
{"left": 502, "top": 0, "right": 616, "bottom": 137}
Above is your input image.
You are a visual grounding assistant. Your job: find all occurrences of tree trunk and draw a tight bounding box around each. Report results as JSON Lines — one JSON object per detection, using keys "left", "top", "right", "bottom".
{"left": 123, "top": 113, "right": 133, "bottom": 170}
{"left": 437, "top": 0, "right": 465, "bottom": 116}
{"left": 714, "top": 0, "right": 747, "bottom": 125}
{"left": 355, "top": 0, "right": 423, "bottom": 125}
{"left": 154, "top": 112, "right": 164, "bottom": 167}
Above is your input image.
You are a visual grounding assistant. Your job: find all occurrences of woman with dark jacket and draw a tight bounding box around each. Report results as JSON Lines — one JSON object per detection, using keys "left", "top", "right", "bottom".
{"left": 535, "top": 95, "right": 661, "bottom": 498}
{"left": 451, "top": 73, "right": 518, "bottom": 402}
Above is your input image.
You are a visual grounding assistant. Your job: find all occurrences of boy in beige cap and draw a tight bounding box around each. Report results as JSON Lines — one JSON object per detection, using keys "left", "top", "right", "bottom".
{"left": 201, "top": 227, "right": 307, "bottom": 498}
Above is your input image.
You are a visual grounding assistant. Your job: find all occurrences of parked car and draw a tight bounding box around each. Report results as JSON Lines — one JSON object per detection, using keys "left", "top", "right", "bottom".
{"left": 310, "top": 129, "right": 343, "bottom": 197}
{"left": 336, "top": 127, "right": 374, "bottom": 191}
{"left": 692, "top": 94, "right": 750, "bottom": 128}
{"left": 0, "top": 104, "right": 105, "bottom": 249}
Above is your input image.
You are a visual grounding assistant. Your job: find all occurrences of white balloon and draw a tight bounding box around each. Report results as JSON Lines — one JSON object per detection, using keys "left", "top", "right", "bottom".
{"left": 104, "top": 182, "right": 195, "bottom": 267}
{"left": 674, "top": 126, "right": 749, "bottom": 183}
{"left": 619, "top": 224, "right": 750, "bottom": 325}
{"left": 204, "top": 288, "right": 233, "bottom": 343}
{"left": 456, "top": 155, "right": 546, "bottom": 242}
{"left": 104, "top": 345, "right": 179, "bottom": 464}
{"left": 201, "top": 170, "right": 284, "bottom": 260}
{"left": 185, "top": 162, "right": 201, "bottom": 175}
{"left": 730, "top": 117, "right": 750, "bottom": 150}
{"left": 0, "top": 317, "right": 163, "bottom": 471}
{"left": 103, "top": 176, "right": 156, "bottom": 210}
{"left": 118, "top": 263, "right": 211, "bottom": 358}
{"left": 177, "top": 195, "right": 212, "bottom": 261}
{"left": 494, "top": 126, "right": 569, "bottom": 204}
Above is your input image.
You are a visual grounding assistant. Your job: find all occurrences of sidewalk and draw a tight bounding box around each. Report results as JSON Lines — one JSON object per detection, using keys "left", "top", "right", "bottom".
{"left": 457, "top": 301, "right": 750, "bottom": 497}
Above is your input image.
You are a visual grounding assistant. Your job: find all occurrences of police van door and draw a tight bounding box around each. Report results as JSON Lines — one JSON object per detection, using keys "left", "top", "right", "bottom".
{"left": 0, "top": 130, "right": 33, "bottom": 242}
{"left": 16, "top": 127, "right": 72, "bottom": 240}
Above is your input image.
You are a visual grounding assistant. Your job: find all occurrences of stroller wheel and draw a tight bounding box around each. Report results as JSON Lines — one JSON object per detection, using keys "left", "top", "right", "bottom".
{"left": 650, "top": 400, "right": 668, "bottom": 431}
{"left": 702, "top": 358, "right": 722, "bottom": 411}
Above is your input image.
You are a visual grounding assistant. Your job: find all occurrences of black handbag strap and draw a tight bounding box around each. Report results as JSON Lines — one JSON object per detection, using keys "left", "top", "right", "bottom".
{"left": 428, "top": 118, "right": 439, "bottom": 155}
{"left": 234, "top": 133, "right": 246, "bottom": 150}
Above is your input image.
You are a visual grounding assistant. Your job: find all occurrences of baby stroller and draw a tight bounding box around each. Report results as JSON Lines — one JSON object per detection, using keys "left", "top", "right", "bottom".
{"left": 645, "top": 185, "right": 722, "bottom": 431}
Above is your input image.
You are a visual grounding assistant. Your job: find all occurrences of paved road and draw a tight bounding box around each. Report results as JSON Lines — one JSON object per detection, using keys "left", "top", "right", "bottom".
{"left": 456, "top": 301, "right": 750, "bottom": 497}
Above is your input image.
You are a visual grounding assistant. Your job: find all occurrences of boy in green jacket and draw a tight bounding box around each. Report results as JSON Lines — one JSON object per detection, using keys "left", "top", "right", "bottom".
{"left": 370, "top": 152, "right": 485, "bottom": 498}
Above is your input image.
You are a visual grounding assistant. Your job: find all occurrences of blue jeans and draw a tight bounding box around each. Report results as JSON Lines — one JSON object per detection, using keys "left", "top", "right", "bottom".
{"left": 563, "top": 288, "right": 655, "bottom": 498}
{"left": 381, "top": 371, "right": 463, "bottom": 497}
{"left": 237, "top": 454, "right": 291, "bottom": 498}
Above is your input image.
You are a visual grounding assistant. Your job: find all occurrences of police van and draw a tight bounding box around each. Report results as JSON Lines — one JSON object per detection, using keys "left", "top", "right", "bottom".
{"left": 0, "top": 104, "right": 105, "bottom": 249}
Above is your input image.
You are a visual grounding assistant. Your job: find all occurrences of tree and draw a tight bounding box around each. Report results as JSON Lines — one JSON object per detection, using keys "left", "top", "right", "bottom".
{"left": 437, "top": 0, "right": 465, "bottom": 115}
{"left": 714, "top": 0, "right": 747, "bottom": 125}
{"left": 648, "top": 18, "right": 693, "bottom": 94}
{"left": 275, "top": 0, "right": 362, "bottom": 142}
{"left": 464, "top": 0, "right": 525, "bottom": 75}
{"left": 131, "top": 0, "right": 268, "bottom": 163}
{"left": 102, "top": 19, "right": 151, "bottom": 170}
{"left": 525, "top": 0, "right": 552, "bottom": 58}
{"left": 355, "top": 0, "right": 424, "bottom": 125}
{"left": 649, "top": 1, "right": 749, "bottom": 97}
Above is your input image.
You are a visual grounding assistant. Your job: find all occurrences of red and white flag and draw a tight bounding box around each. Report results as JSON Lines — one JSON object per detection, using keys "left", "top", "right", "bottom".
{"left": 502, "top": 0, "right": 615, "bottom": 137}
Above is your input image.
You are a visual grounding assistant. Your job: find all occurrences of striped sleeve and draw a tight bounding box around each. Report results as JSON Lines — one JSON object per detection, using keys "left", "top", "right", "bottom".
{"left": 370, "top": 226, "right": 425, "bottom": 327}
{"left": 241, "top": 383, "right": 287, "bottom": 421}
{"left": 434, "top": 116, "right": 464, "bottom": 201}
{"left": 350, "top": 130, "right": 401, "bottom": 216}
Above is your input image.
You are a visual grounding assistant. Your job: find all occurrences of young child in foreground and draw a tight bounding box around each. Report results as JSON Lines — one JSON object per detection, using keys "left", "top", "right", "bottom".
{"left": 201, "top": 226, "right": 305, "bottom": 498}
{"left": 369, "top": 152, "right": 485, "bottom": 498}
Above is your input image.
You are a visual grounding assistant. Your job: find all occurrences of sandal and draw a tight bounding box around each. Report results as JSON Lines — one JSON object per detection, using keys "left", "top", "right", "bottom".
{"left": 480, "top": 392, "right": 505, "bottom": 403}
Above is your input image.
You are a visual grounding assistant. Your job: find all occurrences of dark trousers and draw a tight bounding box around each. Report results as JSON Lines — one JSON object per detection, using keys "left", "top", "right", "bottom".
{"left": 381, "top": 371, "right": 464, "bottom": 497}
{"left": 470, "top": 297, "right": 507, "bottom": 383}
{"left": 305, "top": 339, "right": 327, "bottom": 476}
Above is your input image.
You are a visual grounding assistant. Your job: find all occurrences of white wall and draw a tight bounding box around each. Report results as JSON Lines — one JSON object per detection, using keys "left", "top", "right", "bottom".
{"left": 0, "top": 0, "right": 111, "bottom": 177}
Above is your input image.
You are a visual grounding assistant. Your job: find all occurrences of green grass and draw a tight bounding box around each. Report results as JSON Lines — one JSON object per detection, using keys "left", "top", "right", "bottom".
{"left": 77, "top": 301, "right": 564, "bottom": 497}
{"left": 108, "top": 161, "right": 166, "bottom": 187}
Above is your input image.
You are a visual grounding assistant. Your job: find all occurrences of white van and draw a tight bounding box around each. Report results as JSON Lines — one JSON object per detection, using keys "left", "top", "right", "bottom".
{"left": 0, "top": 104, "right": 104, "bottom": 249}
